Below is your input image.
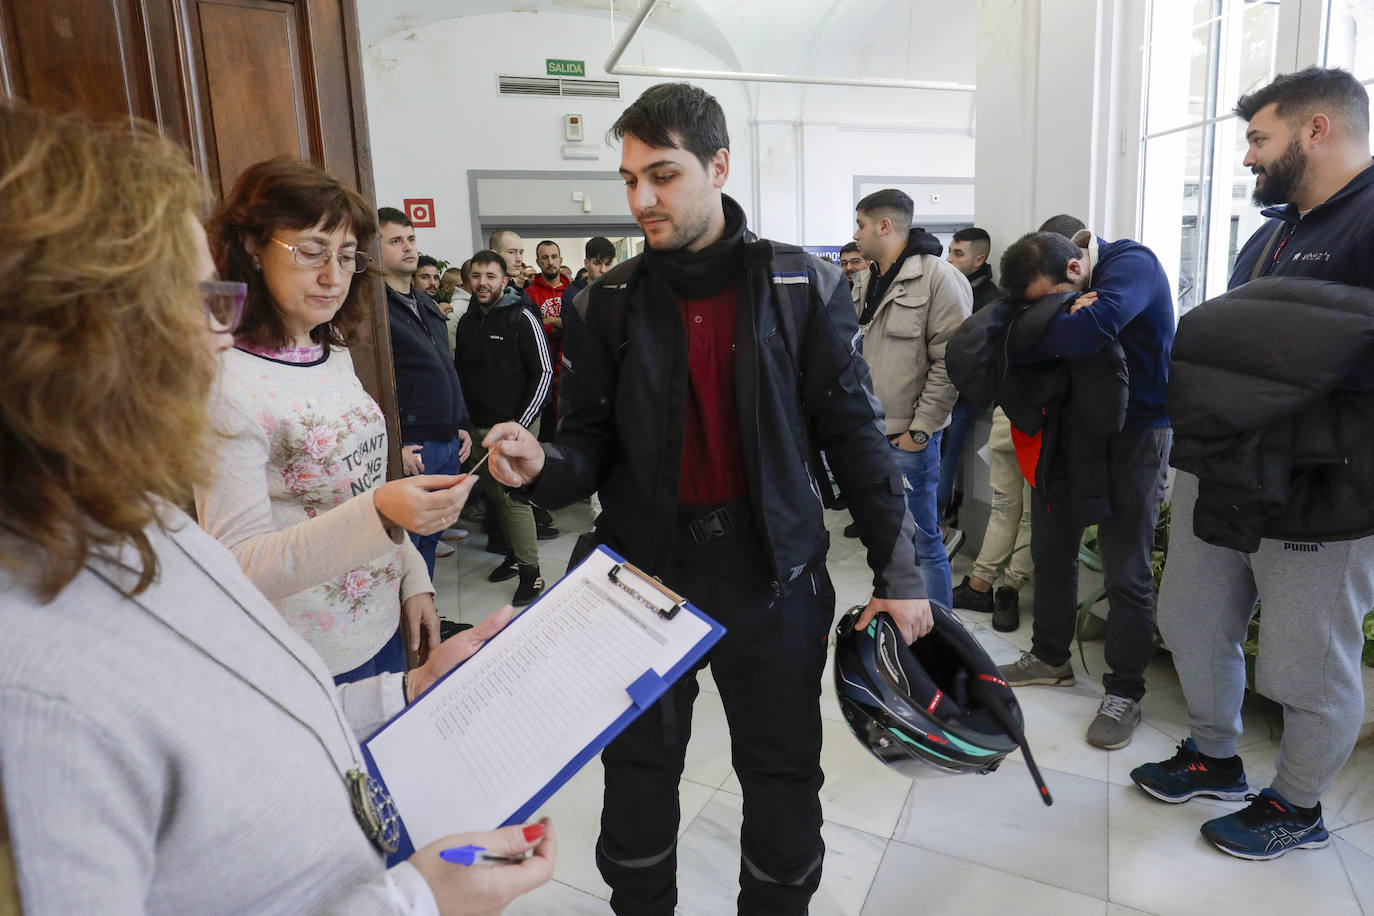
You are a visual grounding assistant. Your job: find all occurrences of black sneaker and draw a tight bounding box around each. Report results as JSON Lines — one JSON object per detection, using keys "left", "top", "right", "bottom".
{"left": 487, "top": 553, "right": 519, "bottom": 583}
{"left": 942, "top": 526, "right": 966, "bottom": 559}
{"left": 531, "top": 504, "right": 555, "bottom": 527}
{"left": 513, "top": 565, "right": 544, "bottom": 606}
{"left": 536, "top": 524, "right": 560, "bottom": 540}
{"left": 952, "top": 576, "right": 993, "bottom": 613}
{"left": 1130, "top": 737, "right": 1249, "bottom": 803}
{"left": 439, "top": 619, "right": 473, "bottom": 641}
{"left": 1199, "top": 788, "right": 1329, "bottom": 860}
{"left": 843, "top": 522, "right": 859, "bottom": 538}
{"left": 991, "top": 586, "right": 1020, "bottom": 632}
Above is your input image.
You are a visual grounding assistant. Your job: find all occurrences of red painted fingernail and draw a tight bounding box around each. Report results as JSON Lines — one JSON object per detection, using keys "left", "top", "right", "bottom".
{"left": 523, "top": 824, "right": 545, "bottom": 842}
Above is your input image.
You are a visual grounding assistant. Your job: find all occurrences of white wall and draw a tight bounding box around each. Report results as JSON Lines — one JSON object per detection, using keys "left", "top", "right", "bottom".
{"left": 974, "top": 0, "right": 1147, "bottom": 266}
{"left": 360, "top": 2, "right": 983, "bottom": 260}
{"left": 362, "top": 12, "right": 755, "bottom": 262}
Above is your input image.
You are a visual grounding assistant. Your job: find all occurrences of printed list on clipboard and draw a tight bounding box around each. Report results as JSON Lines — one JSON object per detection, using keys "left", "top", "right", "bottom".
{"left": 363, "top": 545, "right": 725, "bottom": 852}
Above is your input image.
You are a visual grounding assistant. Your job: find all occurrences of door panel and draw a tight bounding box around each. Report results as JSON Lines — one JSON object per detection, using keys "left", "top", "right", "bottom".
{"left": 0, "top": 0, "right": 401, "bottom": 477}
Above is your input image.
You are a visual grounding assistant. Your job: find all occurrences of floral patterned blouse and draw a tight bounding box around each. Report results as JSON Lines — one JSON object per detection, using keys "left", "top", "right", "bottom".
{"left": 195, "top": 344, "right": 432, "bottom": 675}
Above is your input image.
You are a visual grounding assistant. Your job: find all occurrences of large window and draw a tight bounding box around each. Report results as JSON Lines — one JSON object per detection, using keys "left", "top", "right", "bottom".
{"left": 1139, "top": 1, "right": 1283, "bottom": 315}
{"left": 1324, "top": 0, "right": 1374, "bottom": 146}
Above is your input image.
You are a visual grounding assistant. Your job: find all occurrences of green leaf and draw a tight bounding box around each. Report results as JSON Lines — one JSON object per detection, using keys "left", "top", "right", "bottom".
{"left": 1074, "top": 586, "right": 1108, "bottom": 673}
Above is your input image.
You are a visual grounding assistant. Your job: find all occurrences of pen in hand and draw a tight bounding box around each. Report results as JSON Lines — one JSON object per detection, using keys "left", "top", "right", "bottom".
{"left": 439, "top": 844, "right": 529, "bottom": 866}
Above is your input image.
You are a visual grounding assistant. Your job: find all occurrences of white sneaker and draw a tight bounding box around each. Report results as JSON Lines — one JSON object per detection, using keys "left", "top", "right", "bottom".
{"left": 435, "top": 541, "right": 455, "bottom": 557}
{"left": 441, "top": 527, "right": 469, "bottom": 541}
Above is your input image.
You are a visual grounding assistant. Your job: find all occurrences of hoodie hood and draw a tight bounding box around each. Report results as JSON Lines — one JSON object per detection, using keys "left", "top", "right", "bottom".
{"left": 861, "top": 228, "right": 944, "bottom": 323}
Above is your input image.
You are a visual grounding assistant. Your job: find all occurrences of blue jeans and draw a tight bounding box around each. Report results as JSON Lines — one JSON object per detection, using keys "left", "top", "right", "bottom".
{"left": 937, "top": 398, "right": 977, "bottom": 523}
{"left": 407, "top": 437, "right": 464, "bottom": 578}
{"left": 890, "top": 430, "right": 953, "bottom": 607}
{"left": 332, "top": 625, "right": 406, "bottom": 685}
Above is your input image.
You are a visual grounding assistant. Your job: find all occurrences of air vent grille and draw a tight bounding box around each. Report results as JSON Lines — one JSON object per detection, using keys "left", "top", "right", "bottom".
{"left": 498, "top": 75, "right": 620, "bottom": 99}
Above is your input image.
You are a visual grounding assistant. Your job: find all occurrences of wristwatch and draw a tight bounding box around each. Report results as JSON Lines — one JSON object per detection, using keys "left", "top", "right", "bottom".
{"left": 909, "top": 430, "right": 929, "bottom": 446}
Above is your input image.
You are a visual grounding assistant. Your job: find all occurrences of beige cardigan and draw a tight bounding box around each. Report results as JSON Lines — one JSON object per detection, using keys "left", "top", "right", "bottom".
{"left": 0, "top": 515, "right": 436, "bottom": 915}
{"left": 851, "top": 255, "right": 973, "bottom": 436}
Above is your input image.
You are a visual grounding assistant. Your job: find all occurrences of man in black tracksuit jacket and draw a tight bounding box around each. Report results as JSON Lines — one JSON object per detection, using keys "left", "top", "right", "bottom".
{"left": 453, "top": 251, "right": 553, "bottom": 605}
{"left": 479, "top": 83, "right": 928, "bottom": 915}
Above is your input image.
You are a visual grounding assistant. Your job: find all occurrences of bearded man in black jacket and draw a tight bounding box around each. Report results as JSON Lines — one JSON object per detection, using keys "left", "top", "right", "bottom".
{"left": 481, "top": 82, "right": 928, "bottom": 916}
{"left": 1132, "top": 66, "right": 1374, "bottom": 862}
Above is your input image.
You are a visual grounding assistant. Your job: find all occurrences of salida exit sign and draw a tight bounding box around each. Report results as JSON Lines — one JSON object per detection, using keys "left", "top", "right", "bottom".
{"left": 547, "top": 58, "right": 585, "bottom": 77}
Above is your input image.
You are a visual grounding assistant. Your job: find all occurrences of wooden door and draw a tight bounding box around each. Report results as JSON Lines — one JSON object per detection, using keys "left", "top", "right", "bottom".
{"left": 0, "top": 0, "right": 400, "bottom": 475}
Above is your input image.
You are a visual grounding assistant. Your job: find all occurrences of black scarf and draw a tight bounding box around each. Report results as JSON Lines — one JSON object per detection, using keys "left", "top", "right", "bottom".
{"left": 640, "top": 194, "right": 748, "bottom": 299}
{"left": 860, "top": 227, "right": 944, "bottom": 324}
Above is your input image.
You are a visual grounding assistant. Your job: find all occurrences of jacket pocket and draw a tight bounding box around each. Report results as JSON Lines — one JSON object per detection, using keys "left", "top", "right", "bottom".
{"left": 884, "top": 294, "right": 929, "bottom": 339}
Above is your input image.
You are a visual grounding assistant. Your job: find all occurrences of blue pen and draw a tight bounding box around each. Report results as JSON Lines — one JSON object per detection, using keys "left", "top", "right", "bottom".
{"left": 438, "top": 844, "right": 529, "bottom": 866}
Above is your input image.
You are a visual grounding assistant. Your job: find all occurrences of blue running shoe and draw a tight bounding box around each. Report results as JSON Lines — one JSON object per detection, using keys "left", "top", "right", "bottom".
{"left": 1130, "top": 738, "right": 1249, "bottom": 803}
{"left": 1200, "top": 788, "right": 1330, "bottom": 860}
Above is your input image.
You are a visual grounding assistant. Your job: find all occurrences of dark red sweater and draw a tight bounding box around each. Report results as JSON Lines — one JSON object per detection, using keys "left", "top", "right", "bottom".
{"left": 677, "top": 280, "right": 748, "bottom": 507}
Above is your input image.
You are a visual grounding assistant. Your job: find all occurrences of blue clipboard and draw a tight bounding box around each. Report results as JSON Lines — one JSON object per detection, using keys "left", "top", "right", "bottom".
{"left": 361, "top": 544, "right": 724, "bottom": 861}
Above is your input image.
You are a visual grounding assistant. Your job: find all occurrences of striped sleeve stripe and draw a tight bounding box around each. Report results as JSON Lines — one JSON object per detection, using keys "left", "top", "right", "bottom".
{"left": 518, "top": 307, "right": 553, "bottom": 428}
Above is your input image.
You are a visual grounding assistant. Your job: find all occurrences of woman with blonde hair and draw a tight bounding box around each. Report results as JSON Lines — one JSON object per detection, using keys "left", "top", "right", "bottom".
{"left": 196, "top": 159, "right": 464, "bottom": 683}
{"left": 0, "top": 100, "right": 552, "bottom": 914}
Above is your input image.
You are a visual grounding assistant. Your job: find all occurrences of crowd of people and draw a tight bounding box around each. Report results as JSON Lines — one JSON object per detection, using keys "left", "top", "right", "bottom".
{"left": 2, "top": 63, "right": 1373, "bottom": 915}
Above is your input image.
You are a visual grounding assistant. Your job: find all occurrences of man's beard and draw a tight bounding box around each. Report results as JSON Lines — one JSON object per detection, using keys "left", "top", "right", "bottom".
{"left": 642, "top": 202, "right": 713, "bottom": 252}
{"left": 1252, "top": 136, "right": 1309, "bottom": 206}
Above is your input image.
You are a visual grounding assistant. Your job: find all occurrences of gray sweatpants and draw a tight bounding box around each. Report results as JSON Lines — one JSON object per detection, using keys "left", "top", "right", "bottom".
{"left": 1158, "top": 471, "right": 1374, "bottom": 808}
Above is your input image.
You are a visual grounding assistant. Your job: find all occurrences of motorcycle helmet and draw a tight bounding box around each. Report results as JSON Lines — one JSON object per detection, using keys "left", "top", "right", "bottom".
{"left": 834, "top": 603, "right": 1052, "bottom": 805}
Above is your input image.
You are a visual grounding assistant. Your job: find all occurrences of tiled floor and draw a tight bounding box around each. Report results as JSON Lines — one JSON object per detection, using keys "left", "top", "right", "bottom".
{"left": 432, "top": 502, "right": 1374, "bottom": 915}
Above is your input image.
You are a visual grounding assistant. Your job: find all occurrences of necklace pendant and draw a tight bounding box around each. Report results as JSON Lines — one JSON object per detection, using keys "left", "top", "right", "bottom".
{"left": 347, "top": 768, "right": 400, "bottom": 855}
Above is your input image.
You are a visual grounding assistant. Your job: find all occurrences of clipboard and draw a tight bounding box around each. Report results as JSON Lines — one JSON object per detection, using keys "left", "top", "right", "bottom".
{"left": 361, "top": 544, "right": 724, "bottom": 859}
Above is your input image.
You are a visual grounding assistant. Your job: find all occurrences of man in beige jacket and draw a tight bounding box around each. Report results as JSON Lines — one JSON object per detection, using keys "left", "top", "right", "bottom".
{"left": 851, "top": 188, "right": 972, "bottom": 606}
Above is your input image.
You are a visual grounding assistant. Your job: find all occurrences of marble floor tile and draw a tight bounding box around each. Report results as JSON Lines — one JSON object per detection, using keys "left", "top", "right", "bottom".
{"left": 894, "top": 766, "right": 1109, "bottom": 899}
{"left": 719, "top": 712, "right": 915, "bottom": 840}
{"left": 1138, "top": 683, "right": 1282, "bottom": 751}
{"left": 680, "top": 686, "right": 736, "bottom": 790}
{"left": 1106, "top": 904, "right": 1154, "bottom": 916}
{"left": 1335, "top": 815, "right": 1374, "bottom": 857}
{"left": 1315, "top": 738, "right": 1374, "bottom": 830}
{"left": 1002, "top": 683, "right": 1114, "bottom": 784}
{"left": 860, "top": 840, "right": 1106, "bottom": 916}
{"left": 527, "top": 758, "right": 612, "bottom": 900}
{"left": 1334, "top": 835, "right": 1374, "bottom": 915}
{"left": 1106, "top": 782, "right": 1360, "bottom": 915}
{"left": 814, "top": 715, "right": 920, "bottom": 838}
{"left": 676, "top": 791, "right": 887, "bottom": 916}
{"left": 505, "top": 879, "right": 611, "bottom": 915}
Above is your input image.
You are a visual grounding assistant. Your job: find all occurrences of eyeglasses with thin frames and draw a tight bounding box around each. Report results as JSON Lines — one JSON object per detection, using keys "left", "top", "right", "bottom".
{"left": 269, "top": 236, "right": 371, "bottom": 274}
{"left": 201, "top": 280, "right": 247, "bottom": 334}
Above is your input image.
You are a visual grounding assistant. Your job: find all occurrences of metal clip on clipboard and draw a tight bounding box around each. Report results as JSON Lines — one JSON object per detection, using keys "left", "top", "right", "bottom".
{"left": 607, "top": 561, "right": 686, "bottom": 620}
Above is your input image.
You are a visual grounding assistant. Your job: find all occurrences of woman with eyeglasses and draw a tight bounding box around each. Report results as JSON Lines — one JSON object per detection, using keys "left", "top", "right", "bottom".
{"left": 0, "top": 101, "right": 552, "bottom": 915}
{"left": 194, "top": 159, "right": 474, "bottom": 686}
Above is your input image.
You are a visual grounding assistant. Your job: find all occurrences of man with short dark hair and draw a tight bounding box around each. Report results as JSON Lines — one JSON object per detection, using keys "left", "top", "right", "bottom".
{"left": 938, "top": 227, "right": 1004, "bottom": 559}
{"left": 480, "top": 82, "right": 927, "bottom": 915}
{"left": 377, "top": 207, "right": 473, "bottom": 576}
{"left": 566, "top": 236, "right": 616, "bottom": 301}
{"left": 1132, "top": 67, "right": 1374, "bottom": 860}
{"left": 994, "top": 226, "right": 1174, "bottom": 751}
{"left": 413, "top": 254, "right": 441, "bottom": 299}
{"left": 452, "top": 250, "right": 551, "bottom": 606}
{"left": 1038, "top": 213, "right": 1087, "bottom": 239}
{"left": 838, "top": 241, "right": 867, "bottom": 285}
{"left": 852, "top": 188, "right": 972, "bottom": 608}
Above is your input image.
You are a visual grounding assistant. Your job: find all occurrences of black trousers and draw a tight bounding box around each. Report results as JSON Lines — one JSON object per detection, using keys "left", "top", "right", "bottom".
{"left": 595, "top": 505, "right": 834, "bottom": 915}
{"left": 1029, "top": 425, "right": 1171, "bottom": 700}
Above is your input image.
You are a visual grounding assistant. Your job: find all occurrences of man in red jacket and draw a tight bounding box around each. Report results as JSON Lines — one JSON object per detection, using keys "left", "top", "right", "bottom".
{"left": 525, "top": 240, "right": 572, "bottom": 441}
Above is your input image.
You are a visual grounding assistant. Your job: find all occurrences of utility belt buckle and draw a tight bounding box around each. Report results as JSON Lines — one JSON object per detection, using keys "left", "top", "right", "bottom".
{"left": 688, "top": 506, "right": 734, "bottom": 545}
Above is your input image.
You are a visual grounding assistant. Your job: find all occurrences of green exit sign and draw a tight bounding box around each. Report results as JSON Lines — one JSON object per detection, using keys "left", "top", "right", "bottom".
{"left": 547, "top": 58, "right": 586, "bottom": 77}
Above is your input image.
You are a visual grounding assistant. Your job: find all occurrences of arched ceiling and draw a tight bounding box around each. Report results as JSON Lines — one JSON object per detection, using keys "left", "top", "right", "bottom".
{"left": 357, "top": 0, "right": 975, "bottom": 91}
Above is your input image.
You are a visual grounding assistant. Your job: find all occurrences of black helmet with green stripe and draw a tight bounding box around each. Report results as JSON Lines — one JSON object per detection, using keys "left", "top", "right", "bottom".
{"left": 834, "top": 603, "right": 1053, "bottom": 805}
